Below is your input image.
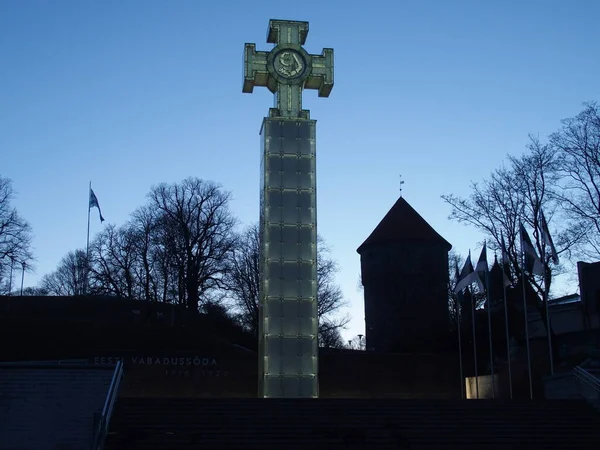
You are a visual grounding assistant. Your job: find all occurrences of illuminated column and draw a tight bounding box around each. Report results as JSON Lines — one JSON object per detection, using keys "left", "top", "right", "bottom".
{"left": 243, "top": 19, "right": 334, "bottom": 398}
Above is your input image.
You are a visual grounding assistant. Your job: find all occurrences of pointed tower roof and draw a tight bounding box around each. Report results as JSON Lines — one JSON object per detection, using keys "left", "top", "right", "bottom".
{"left": 357, "top": 197, "right": 451, "bottom": 254}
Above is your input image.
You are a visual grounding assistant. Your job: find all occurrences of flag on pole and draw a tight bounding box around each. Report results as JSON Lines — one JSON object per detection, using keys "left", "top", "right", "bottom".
{"left": 476, "top": 242, "right": 489, "bottom": 278}
{"left": 455, "top": 251, "right": 484, "bottom": 293}
{"left": 89, "top": 188, "right": 105, "bottom": 223}
{"left": 519, "top": 223, "right": 544, "bottom": 276}
{"left": 540, "top": 211, "right": 559, "bottom": 265}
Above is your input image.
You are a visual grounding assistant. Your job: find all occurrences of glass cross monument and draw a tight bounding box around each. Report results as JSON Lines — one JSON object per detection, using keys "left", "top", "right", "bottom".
{"left": 243, "top": 19, "right": 334, "bottom": 398}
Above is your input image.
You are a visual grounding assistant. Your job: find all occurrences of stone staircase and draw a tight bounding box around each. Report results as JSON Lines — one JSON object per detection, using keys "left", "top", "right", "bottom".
{"left": 0, "top": 361, "right": 116, "bottom": 450}
{"left": 104, "top": 398, "right": 600, "bottom": 449}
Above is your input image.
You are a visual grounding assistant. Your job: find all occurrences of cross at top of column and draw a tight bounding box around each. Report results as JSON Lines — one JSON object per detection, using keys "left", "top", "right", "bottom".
{"left": 243, "top": 19, "right": 334, "bottom": 119}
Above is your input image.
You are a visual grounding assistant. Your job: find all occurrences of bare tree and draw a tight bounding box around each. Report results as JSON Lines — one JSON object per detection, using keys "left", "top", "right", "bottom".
{"left": 40, "top": 249, "right": 89, "bottom": 296}
{"left": 148, "top": 178, "right": 237, "bottom": 311}
{"left": 88, "top": 224, "right": 138, "bottom": 298}
{"left": 441, "top": 136, "right": 576, "bottom": 295}
{"left": 224, "top": 224, "right": 260, "bottom": 331}
{"left": 224, "top": 223, "right": 349, "bottom": 344}
{"left": 550, "top": 102, "right": 600, "bottom": 258}
{"left": 442, "top": 136, "right": 581, "bottom": 362}
{"left": 0, "top": 176, "right": 33, "bottom": 293}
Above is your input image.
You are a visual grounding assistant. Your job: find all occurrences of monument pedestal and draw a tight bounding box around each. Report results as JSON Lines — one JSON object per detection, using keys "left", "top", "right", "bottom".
{"left": 258, "top": 117, "right": 318, "bottom": 398}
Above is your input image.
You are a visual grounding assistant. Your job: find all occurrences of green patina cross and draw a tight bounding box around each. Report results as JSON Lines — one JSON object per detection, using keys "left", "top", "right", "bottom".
{"left": 243, "top": 19, "right": 334, "bottom": 118}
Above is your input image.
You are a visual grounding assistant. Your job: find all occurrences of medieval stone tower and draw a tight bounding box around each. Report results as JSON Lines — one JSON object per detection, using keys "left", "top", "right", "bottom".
{"left": 357, "top": 197, "right": 452, "bottom": 353}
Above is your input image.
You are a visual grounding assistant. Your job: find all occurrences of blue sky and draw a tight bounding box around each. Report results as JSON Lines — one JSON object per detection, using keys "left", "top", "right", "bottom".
{"left": 1, "top": 0, "right": 599, "bottom": 340}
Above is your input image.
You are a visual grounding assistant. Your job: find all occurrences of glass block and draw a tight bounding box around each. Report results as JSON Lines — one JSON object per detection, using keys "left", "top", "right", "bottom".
{"left": 280, "top": 377, "right": 301, "bottom": 397}
{"left": 281, "top": 157, "right": 298, "bottom": 189}
{"left": 299, "top": 279, "right": 315, "bottom": 297}
{"left": 266, "top": 261, "right": 283, "bottom": 280}
{"left": 298, "top": 300, "right": 316, "bottom": 335}
{"left": 298, "top": 241, "right": 312, "bottom": 260}
{"left": 266, "top": 156, "right": 282, "bottom": 188}
{"left": 281, "top": 278, "right": 298, "bottom": 298}
{"left": 281, "top": 197, "right": 299, "bottom": 224}
{"left": 265, "top": 335, "right": 282, "bottom": 356}
{"left": 281, "top": 301, "right": 300, "bottom": 334}
{"left": 281, "top": 338, "right": 301, "bottom": 373}
{"left": 281, "top": 241, "right": 299, "bottom": 261}
{"left": 298, "top": 261, "right": 314, "bottom": 280}
{"left": 266, "top": 120, "right": 281, "bottom": 137}
{"left": 266, "top": 190, "right": 283, "bottom": 207}
{"left": 298, "top": 121, "right": 312, "bottom": 140}
{"left": 298, "top": 191, "right": 313, "bottom": 224}
{"left": 265, "top": 224, "right": 283, "bottom": 244}
{"left": 281, "top": 262, "right": 300, "bottom": 281}
{"left": 298, "top": 135, "right": 314, "bottom": 156}
{"left": 266, "top": 276, "right": 283, "bottom": 297}
{"left": 299, "top": 338, "right": 316, "bottom": 374}
{"left": 298, "top": 377, "right": 317, "bottom": 397}
{"left": 298, "top": 227, "right": 312, "bottom": 245}
{"left": 280, "top": 226, "right": 298, "bottom": 243}
{"left": 281, "top": 137, "right": 297, "bottom": 155}
{"left": 266, "top": 241, "right": 282, "bottom": 260}
{"left": 264, "top": 376, "right": 283, "bottom": 397}
{"left": 265, "top": 298, "right": 282, "bottom": 335}
{"left": 281, "top": 121, "right": 298, "bottom": 139}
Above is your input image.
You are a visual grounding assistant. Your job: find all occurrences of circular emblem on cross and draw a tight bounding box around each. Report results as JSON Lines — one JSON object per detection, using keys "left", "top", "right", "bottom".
{"left": 267, "top": 45, "right": 311, "bottom": 85}
{"left": 275, "top": 50, "right": 305, "bottom": 78}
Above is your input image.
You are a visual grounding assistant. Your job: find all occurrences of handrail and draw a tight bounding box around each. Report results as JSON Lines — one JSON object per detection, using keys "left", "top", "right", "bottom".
{"left": 573, "top": 365, "right": 600, "bottom": 402}
{"left": 92, "top": 360, "right": 124, "bottom": 450}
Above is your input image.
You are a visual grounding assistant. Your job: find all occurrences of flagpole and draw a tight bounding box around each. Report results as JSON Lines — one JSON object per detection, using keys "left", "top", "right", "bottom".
{"left": 456, "top": 296, "right": 465, "bottom": 398}
{"left": 471, "top": 288, "right": 479, "bottom": 399}
{"left": 485, "top": 266, "right": 495, "bottom": 399}
{"left": 502, "top": 260, "right": 513, "bottom": 399}
{"left": 544, "top": 274, "right": 554, "bottom": 375}
{"left": 87, "top": 181, "right": 91, "bottom": 259}
{"left": 86, "top": 181, "right": 91, "bottom": 296}
{"left": 521, "top": 241, "right": 534, "bottom": 400}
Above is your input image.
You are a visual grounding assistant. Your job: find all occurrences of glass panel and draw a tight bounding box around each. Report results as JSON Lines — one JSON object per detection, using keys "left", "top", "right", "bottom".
{"left": 265, "top": 298, "right": 282, "bottom": 335}
{"left": 298, "top": 262, "right": 314, "bottom": 280}
{"left": 266, "top": 120, "right": 281, "bottom": 137}
{"left": 264, "top": 376, "right": 283, "bottom": 397}
{"left": 266, "top": 275, "right": 283, "bottom": 297}
{"left": 266, "top": 191, "right": 283, "bottom": 223}
{"left": 299, "top": 338, "right": 316, "bottom": 375}
{"left": 298, "top": 241, "right": 312, "bottom": 260}
{"left": 281, "top": 157, "right": 298, "bottom": 189}
{"left": 266, "top": 241, "right": 282, "bottom": 260}
{"left": 280, "top": 377, "right": 300, "bottom": 397}
{"left": 299, "top": 279, "right": 314, "bottom": 297}
{"left": 299, "top": 299, "right": 315, "bottom": 335}
{"left": 266, "top": 225, "right": 283, "bottom": 244}
{"left": 299, "top": 377, "right": 316, "bottom": 397}
{"left": 281, "top": 191, "right": 299, "bottom": 223}
{"left": 281, "top": 121, "right": 298, "bottom": 139}
{"left": 298, "top": 191, "right": 313, "bottom": 225}
{"left": 298, "top": 121, "right": 313, "bottom": 140}
{"left": 282, "top": 278, "right": 297, "bottom": 298}
{"left": 265, "top": 336, "right": 282, "bottom": 371}
{"left": 266, "top": 261, "right": 283, "bottom": 280}
{"left": 281, "top": 137, "right": 298, "bottom": 155}
{"left": 298, "top": 134, "right": 313, "bottom": 156}
{"left": 298, "top": 227, "right": 312, "bottom": 245}
{"left": 281, "top": 338, "right": 301, "bottom": 373}
{"left": 281, "top": 301, "right": 300, "bottom": 334}
{"left": 281, "top": 262, "right": 300, "bottom": 281}
{"left": 281, "top": 241, "right": 298, "bottom": 261}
